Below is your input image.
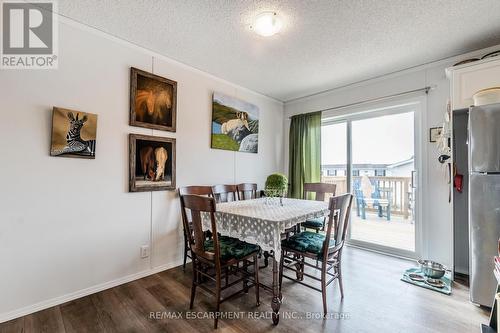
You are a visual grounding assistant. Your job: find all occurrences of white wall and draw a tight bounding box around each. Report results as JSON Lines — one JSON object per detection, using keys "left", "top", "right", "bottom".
{"left": 0, "top": 18, "right": 284, "bottom": 322}
{"left": 284, "top": 44, "right": 500, "bottom": 268}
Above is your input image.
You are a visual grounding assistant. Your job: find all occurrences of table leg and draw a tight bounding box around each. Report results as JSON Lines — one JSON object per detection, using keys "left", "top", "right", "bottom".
{"left": 271, "top": 259, "right": 282, "bottom": 325}
{"left": 259, "top": 251, "right": 270, "bottom": 269}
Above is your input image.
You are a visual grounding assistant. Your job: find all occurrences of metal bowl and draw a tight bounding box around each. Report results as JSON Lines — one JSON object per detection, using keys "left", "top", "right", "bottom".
{"left": 417, "top": 260, "right": 447, "bottom": 279}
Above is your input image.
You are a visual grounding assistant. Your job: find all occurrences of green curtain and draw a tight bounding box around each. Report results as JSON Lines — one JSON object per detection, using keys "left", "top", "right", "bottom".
{"left": 288, "top": 111, "right": 322, "bottom": 198}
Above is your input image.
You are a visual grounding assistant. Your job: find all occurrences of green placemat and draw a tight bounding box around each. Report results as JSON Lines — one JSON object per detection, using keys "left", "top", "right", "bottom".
{"left": 401, "top": 267, "right": 452, "bottom": 295}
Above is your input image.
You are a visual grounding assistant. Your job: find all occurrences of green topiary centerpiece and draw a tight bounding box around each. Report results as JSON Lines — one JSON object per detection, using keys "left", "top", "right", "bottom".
{"left": 264, "top": 173, "right": 288, "bottom": 199}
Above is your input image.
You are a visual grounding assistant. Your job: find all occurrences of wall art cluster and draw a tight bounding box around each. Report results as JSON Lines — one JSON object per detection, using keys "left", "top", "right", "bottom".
{"left": 49, "top": 65, "right": 262, "bottom": 192}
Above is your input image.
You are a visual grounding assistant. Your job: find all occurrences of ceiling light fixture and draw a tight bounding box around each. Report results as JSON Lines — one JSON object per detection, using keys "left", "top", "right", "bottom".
{"left": 252, "top": 12, "right": 282, "bottom": 37}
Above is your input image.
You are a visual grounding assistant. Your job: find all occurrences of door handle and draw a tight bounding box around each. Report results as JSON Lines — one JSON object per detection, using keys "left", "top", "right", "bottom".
{"left": 411, "top": 171, "right": 417, "bottom": 189}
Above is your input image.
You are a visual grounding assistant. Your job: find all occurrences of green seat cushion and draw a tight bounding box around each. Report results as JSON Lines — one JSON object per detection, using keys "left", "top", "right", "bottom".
{"left": 204, "top": 236, "right": 260, "bottom": 261}
{"left": 282, "top": 231, "right": 335, "bottom": 257}
{"left": 302, "top": 217, "right": 325, "bottom": 229}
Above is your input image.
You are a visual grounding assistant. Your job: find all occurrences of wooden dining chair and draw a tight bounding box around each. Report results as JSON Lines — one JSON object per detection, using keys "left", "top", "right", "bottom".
{"left": 280, "top": 193, "right": 353, "bottom": 315}
{"left": 237, "top": 183, "right": 257, "bottom": 200}
{"left": 180, "top": 194, "right": 260, "bottom": 329}
{"left": 211, "top": 184, "right": 239, "bottom": 203}
{"left": 301, "top": 182, "right": 337, "bottom": 232}
{"left": 179, "top": 186, "right": 213, "bottom": 271}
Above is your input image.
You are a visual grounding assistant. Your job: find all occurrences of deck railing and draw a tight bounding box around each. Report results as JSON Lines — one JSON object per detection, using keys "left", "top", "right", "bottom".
{"left": 321, "top": 175, "right": 412, "bottom": 219}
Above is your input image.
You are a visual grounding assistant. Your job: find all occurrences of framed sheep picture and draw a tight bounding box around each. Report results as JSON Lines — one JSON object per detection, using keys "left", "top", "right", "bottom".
{"left": 129, "top": 134, "right": 176, "bottom": 192}
{"left": 211, "top": 92, "right": 259, "bottom": 153}
{"left": 50, "top": 107, "right": 98, "bottom": 159}
{"left": 130, "top": 67, "right": 177, "bottom": 132}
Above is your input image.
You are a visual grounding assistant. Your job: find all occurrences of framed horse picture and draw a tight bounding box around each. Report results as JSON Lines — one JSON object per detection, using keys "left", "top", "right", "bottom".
{"left": 211, "top": 92, "right": 259, "bottom": 153}
{"left": 129, "top": 134, "right": 176, "bottom": 192}
{"left": 130, "top": 67, "right": 177, "bottom": 132}
{"left": 50, "top": 107, "right": 98, "bottom": 159}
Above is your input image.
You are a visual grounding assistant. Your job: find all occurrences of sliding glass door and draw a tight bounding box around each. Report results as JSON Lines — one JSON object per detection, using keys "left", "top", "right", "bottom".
{"left": 350, "top": 112, "right": 415, "bottom": 252}
{"left": 321, "top": 102, "right": 421, "bottom": 257}
{"left": 321, "top": 122, "right": 348, "bottom": 199}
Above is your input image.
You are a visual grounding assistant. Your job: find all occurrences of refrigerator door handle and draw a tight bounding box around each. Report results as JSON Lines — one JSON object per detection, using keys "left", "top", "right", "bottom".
{"left": 411, "top": 170, "right": 417, "bottom": 189}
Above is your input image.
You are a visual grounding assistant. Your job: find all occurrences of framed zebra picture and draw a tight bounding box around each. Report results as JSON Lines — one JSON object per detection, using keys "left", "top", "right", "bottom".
{"left": 129, "top": 134, "right": 176, "bottom": 192}
{"left": 50, "top": 107, "right": 97, "bottom": 159}
{"left": 130, "top": 67, "right": 177, "bottom": 132}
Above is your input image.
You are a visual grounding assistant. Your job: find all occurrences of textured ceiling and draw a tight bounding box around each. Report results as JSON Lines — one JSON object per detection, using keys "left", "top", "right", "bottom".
{"left": 57, "top": 0, "right": 500, "bottom": 102}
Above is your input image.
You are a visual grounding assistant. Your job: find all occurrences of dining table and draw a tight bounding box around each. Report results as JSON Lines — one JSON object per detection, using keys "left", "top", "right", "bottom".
{"left": 201, "top": 197, "right": 330, "bottom": 324}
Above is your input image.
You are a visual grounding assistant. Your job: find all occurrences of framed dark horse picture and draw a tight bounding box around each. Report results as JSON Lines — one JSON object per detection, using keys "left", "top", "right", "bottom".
{"left": 130, "top": 67, "right": 177, "bottom": 132}
{"left": 50, "top": 107, "right": 98, "bottom": 159}
{"left": 129, "top": 134, "right": 176, "bottom": 192}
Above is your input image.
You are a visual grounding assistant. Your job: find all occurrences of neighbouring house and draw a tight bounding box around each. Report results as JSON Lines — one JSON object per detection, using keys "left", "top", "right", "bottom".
{"left": 321, "top": 157, "right": 414, "bottom": 177}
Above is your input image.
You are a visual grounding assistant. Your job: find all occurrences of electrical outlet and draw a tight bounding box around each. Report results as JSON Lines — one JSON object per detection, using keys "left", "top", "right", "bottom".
{"left": 140, "top": 245, "right": 150, "bottom": 258}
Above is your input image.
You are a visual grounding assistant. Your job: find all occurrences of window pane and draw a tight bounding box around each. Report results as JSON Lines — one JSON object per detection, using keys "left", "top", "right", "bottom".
{"left": 350, "top": 112, "right": 415, "bottom": 251}
{"left": 321, "top": 122, "right": 347, "bottom": 197}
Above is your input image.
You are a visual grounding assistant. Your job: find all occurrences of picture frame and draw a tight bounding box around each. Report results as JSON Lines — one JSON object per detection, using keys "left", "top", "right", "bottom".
{"left": 130, "top": 67, "right": 177, "bottom": 132}
{"left": 210, "top": 92, "right": 259, "bottom": 153}
{"left": 129, "top": 134, "right": 176, "bottom": 192}
{"left": 429, "top": 127, "right": 442, "bottom": 143}
{"left": 50, "top": 107, "right": 98, "bottom": 159}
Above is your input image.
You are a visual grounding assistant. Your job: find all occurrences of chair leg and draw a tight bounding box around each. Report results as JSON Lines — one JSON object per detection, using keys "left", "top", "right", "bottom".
{"left": 321, "top": 260, "right": 327, "bottom": 316}
{"left": 260, "top": 251, "right": 270, "bottom": 269}
{"left": 225, "top": 267, "right": 229, "bottom": 287}
{"left": 214, "top": 269, "right": 221, "bottom": 329}
{"left": 294, "top": 254, "right": 303, "bottom": 280}
{"left": 243, "top": 260, "right": 249, "bottom": 293}
{"left": 183, "top": 247, "right": 188, "bottom": 271}
{"left": 183, "top": 235, "right": 188, "bottom": 271}
{"left": 254, "top": 254, "right": 260, "bottom": 306}
{"left": 189, "top": 259, "right": 197, "bottom": 309}
{"left": 337, "top": 259, "right": 344, "bottom": 299}
{"left": 279, "top": 253, "right": 284, "bottom": 293}
{"left": 264, "top": 251, "right": 270, "bottom": 268}
{"left": 298, "top": 256, "right": 305, "bottom": 281}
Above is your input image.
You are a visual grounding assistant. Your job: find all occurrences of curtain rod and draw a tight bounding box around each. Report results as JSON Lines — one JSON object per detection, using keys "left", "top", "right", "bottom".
{"left": 288, "top": 86, "right": 433, "bottom": 119}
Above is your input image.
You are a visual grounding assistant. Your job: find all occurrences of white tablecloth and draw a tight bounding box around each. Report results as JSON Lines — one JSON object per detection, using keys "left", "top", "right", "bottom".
{"left": 201, "top": 198, "right": 330, "bottom": 260}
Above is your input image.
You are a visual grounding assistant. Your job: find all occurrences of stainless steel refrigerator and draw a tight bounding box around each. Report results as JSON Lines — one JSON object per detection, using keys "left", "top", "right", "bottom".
{"left": 469, "top": 103, "right": 500, "bottom": 306}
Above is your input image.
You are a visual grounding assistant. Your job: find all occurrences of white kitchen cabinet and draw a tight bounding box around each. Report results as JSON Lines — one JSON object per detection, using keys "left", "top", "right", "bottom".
{"left": 446, "top": 57, "right": 500, "bottom": 110}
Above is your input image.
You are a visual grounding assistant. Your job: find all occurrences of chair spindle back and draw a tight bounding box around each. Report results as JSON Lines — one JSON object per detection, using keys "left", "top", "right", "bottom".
{"left": 180, "top": 194, "right": 220, "bottom": 263}
{"left": 323, "top": 193, "right": 353, "bottom": 258}
{"left": 303, "top": 182, "right": 337, "bottom": 202}
{"left": 237, "top": 183, "right": 257, "bottom": 200}
{"left": 212, "top": 184, "right": 239, "bottom": 203}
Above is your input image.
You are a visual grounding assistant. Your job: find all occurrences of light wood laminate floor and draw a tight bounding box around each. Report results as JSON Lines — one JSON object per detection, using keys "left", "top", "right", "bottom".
{"left": 0, "top": 247, "right": 488, "bottom": 333}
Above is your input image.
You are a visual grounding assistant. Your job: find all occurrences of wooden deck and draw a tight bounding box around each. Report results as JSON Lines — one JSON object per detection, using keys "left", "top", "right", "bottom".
{"left": 350, "top": 212, "right": 415, "bottom": 251}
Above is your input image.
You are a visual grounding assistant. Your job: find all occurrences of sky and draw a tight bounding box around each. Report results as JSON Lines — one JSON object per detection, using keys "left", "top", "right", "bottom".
{"left": 321, "top": 112, "right": 414, "bottom": 165}
{"left": 213, "top": 92, "right": 259, "bottom": 118}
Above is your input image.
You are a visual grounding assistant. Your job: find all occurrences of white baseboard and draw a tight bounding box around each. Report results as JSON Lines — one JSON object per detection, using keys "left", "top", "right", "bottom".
{"left": 0, "top": 258, "right": 184, "bottom": 324}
